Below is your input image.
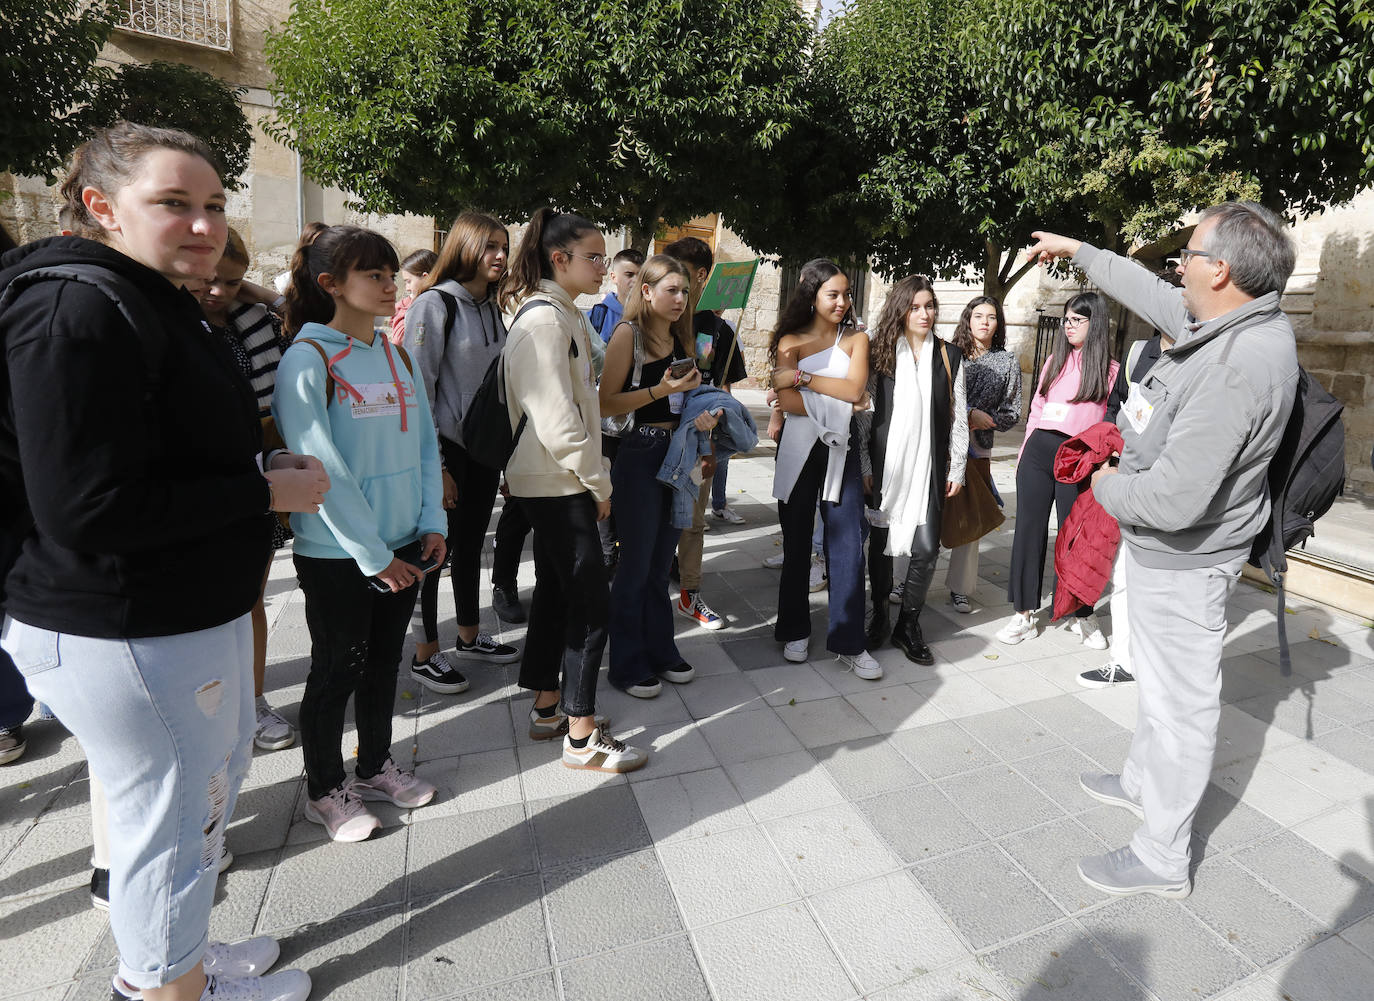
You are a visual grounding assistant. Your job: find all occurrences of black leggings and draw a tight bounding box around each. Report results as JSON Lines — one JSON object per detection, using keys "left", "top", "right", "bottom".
{"left": 869, "top": 472, "right": 943, "bottom": 622}
{"left": 1008, "top": 429, "right": 1090, "bottom": 617}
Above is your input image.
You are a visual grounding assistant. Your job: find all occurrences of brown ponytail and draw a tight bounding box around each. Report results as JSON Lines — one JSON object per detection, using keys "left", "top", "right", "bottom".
{"left": 499, "top": 207, "right": 597, "bottom": 311}
{"left": 282, "top": 224, "right": 400, "bottom": 337}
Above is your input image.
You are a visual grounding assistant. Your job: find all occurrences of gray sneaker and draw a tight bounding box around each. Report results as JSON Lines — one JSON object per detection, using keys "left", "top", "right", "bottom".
{"left": 1079, "top": 772, "right": 1144, "bottom": 819}
{"left": 1078, "top": 845, "right": 1190, "bottom": 898}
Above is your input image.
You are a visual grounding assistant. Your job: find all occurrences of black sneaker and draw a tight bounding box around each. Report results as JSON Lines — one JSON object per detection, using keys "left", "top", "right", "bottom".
{"left": 453, "top": 632, "right": 520, "bottom": 663}
{"left": 657, "top": 662, "right": 696, "bottom": 685}
{"left": 0, "top": 724, "right": 24, "bottom": 765}
{"left": 1078, "top": 663, "right": 1135, "bottom": 689}
{"left": 491, "top": 585, "right": 527, "bottom": 624}
{"left": 91, "top": 866, "right": 109, "bottom": 910}
{"left": 410, "top": 651, "right": 470, "bottom": 694}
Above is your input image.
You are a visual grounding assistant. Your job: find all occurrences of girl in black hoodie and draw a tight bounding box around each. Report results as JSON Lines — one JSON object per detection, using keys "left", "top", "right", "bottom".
{"left": 0, "top": 123, "right": 325, "bottom": 1001}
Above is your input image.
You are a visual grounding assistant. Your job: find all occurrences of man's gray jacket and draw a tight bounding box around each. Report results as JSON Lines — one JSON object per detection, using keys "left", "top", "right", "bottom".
{"left": 1074, "top": 244, "right": 1299, "bottom": 570}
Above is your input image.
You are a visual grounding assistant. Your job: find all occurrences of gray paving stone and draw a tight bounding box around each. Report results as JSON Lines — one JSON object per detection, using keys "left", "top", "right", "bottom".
{"left": 239, "top": 743, "right": 305, "bottom": 790}
{"left": 0, "top": 819, "right": 91, "bottom": 901}
{"left": 888, "top": 720, "right": 998, "bottom": 780}
{"left": 937, "top": 765, "right": 1065, "bottom": 838}
{"left": 912, "top": 843, "right": 1061, "bottom": 949}
{"left": 1000, "top": 817, "right": 1111, "bottom": 914}
{"left": 1315, "top": 726, "right": 1374, "bottom": 775}
{"left": 658, "top": 824, "right": 798, "bottom": 926}
{"left": 810, "top": 736, "right": 925, "bottom": 800}
{"left": 720, "top": 635, "right": 794, "bottom": 671}
{"left": 225, "top": 777, "right": 300, "bottom": 856}
{"left": 983, "top": 920, "right": 1149, "bottom": 1000}
{"left": 1235, "top": 693, "right": 1343, "bottom": 741}
{"left": 1306, "top": 685, "right": 1374, "bottom": 726}
{"left": 0, "top": 888, "right": 108, "bottom": 995}
{"left": 1076, "top": 730, "right": 1135, "bottom": 773}
{"left": 515, "top": 738, "right": 627, "bottom": 802}
{"left": 208, "top": 852, "right": 275, "bottom": 946}
{"left": 1182, "top": 859, "right": 1324, "bottom": 966}
{"left": 405, "top": 876, "right": 550, "bottom": 1001}
{"left": 1274, "top": 934, "right": 1374, "bottom": 1001}
{"left": 543, "top": 849, "right": 682, "bottom": 961}
{"left": 558, "top": 934, "right": 711, "bottom": 1001}
{"left": 810, "top": 871, "right": 969, "bottom": 994}
{"left": 855, "top": 785, "right": 985, "bottom": 863}
{"left": 677, "top": 636, "right": 748, "bottom": 678}
{"left": 747, "top": 663, "right": 840, "bottom": 707}
{"left": 412, "top": 747, "right": 521, "bottom": 821}
{"left": 1212, "top": 976, "right": 1290, "bottom": 1001}
{"left": 698, "top": 707, "right": 805, "bottom": 764}
{"left": 449, "top": 973, "right": 558, "bottom": 1001}
{"left": 1233, "top": 830, "right": 1374, "bottom": 928}
{"left": 415, "top": 701, "right": 517, "bottom": 761}
{"left": 273, "top": 904, "right": 404, "bottom": 1001}
{"left": 765, "top": 801, "right": 901, "bottom": 893}
{"left": 1342, "top": 912, "right": 1374, "bottom": 959}
{"left": 261, "top": 828, "right": 406, "bottom": 931}
{"left": 865, "top": 960, "right": 1016, "bottom": 1001}
{"left": 692, "top": 902, "right": 856, "bottom": 1001}
{"left": 592, "top": 682, "right": 691, "bottom": 729}
{"left": 677, "top": 671, "right": 766, "bottom": 719}
{"left": 1193, "top": 787, "right": 1283, "bottom": 855}
{"left": 774, "top": 696, "right": 879, "bottom": 748}
{"left": 723, "top": 749, "right": 844, "bottom": 822}
{"left": 34, "top": 768, "right": 92, "bottom": 827}
{"left": 630, "top": 767, "right": 755, "bottom": 844}
{"left": 407, "top": 803, "right": 535, "bottom": 897}
{"left": 527, "top": 785, "right": 651, "bottom": 869}
{"left": 956, "top": 706, "right": 1064, "bottom": 761}
{"left": 1257, "top": 639, "right": 1373, "bottom": 676}
{"left": 1079, "top": 895, "right": 1254, "bottom": 1000}
{"left": 0, "top": 757, "right": 84, "bottom": 832}
{"left": 1013, "top": 744, "right": 1111, "bottom": 814}
{"left": 1075, "top": 804, "right": 1141, "bottom": 852}
{"left": 844, "top": 682, "right": 947, "bottom": 731}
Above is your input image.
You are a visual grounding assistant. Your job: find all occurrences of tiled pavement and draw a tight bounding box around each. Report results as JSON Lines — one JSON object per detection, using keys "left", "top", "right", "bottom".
{"left": 4, "top": 446, "right": 1374, "bottom": 1001}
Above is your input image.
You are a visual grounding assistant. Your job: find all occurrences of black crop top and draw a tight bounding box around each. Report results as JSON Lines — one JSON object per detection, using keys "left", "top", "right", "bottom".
{"left": 623, "top": 340, "right": 689, "bottom": 425}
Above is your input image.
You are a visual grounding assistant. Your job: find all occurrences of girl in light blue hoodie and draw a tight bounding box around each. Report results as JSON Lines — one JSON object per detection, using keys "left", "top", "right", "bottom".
{"left": 273, "top": 225, "right": 448, "bottom": 843}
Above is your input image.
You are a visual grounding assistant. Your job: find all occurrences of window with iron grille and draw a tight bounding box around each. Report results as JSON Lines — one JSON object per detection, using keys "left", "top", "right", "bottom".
{"left": 117, "top": 0, "right": 233, "bottom": 51}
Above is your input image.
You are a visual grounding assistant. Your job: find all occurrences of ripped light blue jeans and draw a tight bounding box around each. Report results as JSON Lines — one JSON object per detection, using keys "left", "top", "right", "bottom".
{"left": 1, "top": 613, "right": 254, "bottom": 990}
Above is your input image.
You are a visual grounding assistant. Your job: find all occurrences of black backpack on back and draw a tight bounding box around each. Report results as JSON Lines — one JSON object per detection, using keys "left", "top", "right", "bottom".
{"left": 1248, "top": 366, "right": 1346, "bottom": 675}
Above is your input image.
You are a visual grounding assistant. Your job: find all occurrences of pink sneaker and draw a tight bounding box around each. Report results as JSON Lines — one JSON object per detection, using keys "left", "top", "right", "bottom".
{"left": 303, "top": 785, "right": 381, "bottom": 843}
{"left": 352, "top": 758, "right": 436, "bottom": 809}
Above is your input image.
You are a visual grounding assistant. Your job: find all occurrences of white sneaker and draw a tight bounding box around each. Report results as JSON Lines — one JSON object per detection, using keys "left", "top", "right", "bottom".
{"left": 562, "top": 727, "right": 649, "bottom": 773}
{"left": 203, "top": 937, "right": 281, "bottom": 978}
{"left": 1070, "top": 613, "right": 1109, "bottom": 650}
{"left": 783, "top": 639, "right": 809, "bottom": 663}
{"left": 763, "top": 551, "right": 785, "bottom": 569}
{"left": 114, "top": 969, "right": 311, "bottom": 1001}
{"left": 303, "top": 784, "right": 381, "bottom": 842}
{"left": 996, "top": 611, "right": 1036, "bottom": 645}
{"left": 254, "top": 698, "right": 295, "bottom": 751}
{"left": 352, "top": 757, "right": 437, "bottom": 808}
{"left": 808, "top": 554, "right": 827, "bottom": 593}
{"left": 711, "top": 506, "right": 746, "bottom": 524}
{"left": 841, "top": 650, "right": 883, "bottom": 680}
{"left": 888, "top": 581, "right": 905, "bottom": 605}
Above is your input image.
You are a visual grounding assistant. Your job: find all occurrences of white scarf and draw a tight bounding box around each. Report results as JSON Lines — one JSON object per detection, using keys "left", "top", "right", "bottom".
{"left": 879, "top": 335, "right": 934, "bottom": 556}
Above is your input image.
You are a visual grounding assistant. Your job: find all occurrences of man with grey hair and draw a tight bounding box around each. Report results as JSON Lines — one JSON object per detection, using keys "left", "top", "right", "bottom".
{"left": 1025, "top": 202, "right": 1299, "bottom": 897}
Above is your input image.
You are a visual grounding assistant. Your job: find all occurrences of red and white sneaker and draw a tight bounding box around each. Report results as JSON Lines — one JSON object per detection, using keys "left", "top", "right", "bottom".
{"left": 676, "top": 590, "right": 724, "bottom": 630}
{"left": 353, "top": 757, "right": 436, "bottom": 809}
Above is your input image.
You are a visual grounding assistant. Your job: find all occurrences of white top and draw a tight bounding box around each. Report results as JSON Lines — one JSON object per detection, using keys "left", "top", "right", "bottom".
{"left": 773, "top": 327, "right": 855, "bottom": 504}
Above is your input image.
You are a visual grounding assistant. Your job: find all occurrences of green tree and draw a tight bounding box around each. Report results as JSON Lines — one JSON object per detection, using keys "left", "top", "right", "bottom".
{"left": 978, "top": 0, "right": 1374, "bottom": 255}
{"left": 0, "top": 0, "right": 117, "bottom": 180}
{"left": 265, "top": 0, "right": 811, "bottom": 248}
{"left": 88, "top": 61, "right": 253, "bottom": 188}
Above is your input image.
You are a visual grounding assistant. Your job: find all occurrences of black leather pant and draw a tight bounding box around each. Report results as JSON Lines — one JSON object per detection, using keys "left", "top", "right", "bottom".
{"left": 868, "top": 482, "right": 943, "bottom": 624}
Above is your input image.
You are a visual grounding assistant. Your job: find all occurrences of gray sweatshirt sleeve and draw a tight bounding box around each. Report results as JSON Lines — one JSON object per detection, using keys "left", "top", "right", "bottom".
{"left": 1073, "top": 244, "right": 1190, "bottom": 340}
{"left": 402, "top": 290, "right": 448, "bottom": 418}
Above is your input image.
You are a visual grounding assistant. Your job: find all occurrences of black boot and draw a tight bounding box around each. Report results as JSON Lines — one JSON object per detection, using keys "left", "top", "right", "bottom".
{"left": 891, "top": 610, "right": 934, "bottom": 666}
{"left": 865, "top": 606, "right": 890, "bottom": 652}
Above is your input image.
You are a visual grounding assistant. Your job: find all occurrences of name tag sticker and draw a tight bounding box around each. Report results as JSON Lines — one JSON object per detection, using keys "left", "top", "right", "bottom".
{"left": 351, "top": 383, "right": 403, "bottom": 419}
{"left": 1124, "top": 383, "right": 1154, "bottom": 434}
{"left": 1042, "top": 402, "right": 1069, "bottom": 422}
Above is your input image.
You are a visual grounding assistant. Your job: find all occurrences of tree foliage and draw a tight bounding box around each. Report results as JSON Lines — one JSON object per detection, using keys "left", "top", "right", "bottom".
{"left": 265, "top": 0, "right": 811, "bottom": 246}
{"left": 0, "top": 0, "right": 117, "bottom": 180}
{"left": 89, "top": 62, "right": 253, "bottom": 188}
{"left": 976, "top": 0, "right": 1374, "bottom": 252}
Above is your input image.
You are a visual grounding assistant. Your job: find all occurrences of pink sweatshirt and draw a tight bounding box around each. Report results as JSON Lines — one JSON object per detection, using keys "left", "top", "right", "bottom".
{"left": 1018, "top": 350, "right": 1119, "bottom": 463}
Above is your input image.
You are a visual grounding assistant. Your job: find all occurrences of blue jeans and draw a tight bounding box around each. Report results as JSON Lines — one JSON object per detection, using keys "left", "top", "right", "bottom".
{"left": 710, "top": 453, "right": 730, "bottom": 510}
{"left": 609, "top": 427, "right": 685, "bottom": 688}
{"left": 2, "top": 613, "right": 254, "bottom": 990}
{"left": 776, "top": 439, "right": 865, "bottom": 655}
{"left": 0, "top": 646, "right": 33, "bottom": 728}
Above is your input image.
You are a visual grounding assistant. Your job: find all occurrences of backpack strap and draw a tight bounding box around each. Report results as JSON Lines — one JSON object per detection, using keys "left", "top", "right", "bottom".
{"left": 1126, "top": 339, "right": 1146, "bottom": 385}
{"left": 432, "top": 289, "right": 458, "bottom": 354}
{"left": 296, "top": 339, "right": 336, "bottom": 405}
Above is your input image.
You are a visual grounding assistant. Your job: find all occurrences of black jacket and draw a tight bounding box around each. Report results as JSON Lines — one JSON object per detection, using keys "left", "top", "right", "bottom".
{"left": 865, "top": 340, "right": 963, "bottom": 508}
{"left": 0, "top": 237, "right": 271, "bottom": 637}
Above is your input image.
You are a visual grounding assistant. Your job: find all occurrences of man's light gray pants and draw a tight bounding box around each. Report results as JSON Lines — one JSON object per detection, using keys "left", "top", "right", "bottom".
{"left": 1118, "top": 543, "right": 1246, "bottom": 881}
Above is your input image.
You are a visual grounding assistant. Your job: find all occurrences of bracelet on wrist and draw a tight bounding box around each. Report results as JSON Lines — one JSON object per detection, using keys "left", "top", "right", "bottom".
{"left": 648, "top": 386, "right": 657, "bottom": 401}
{"left": 793, "top": 370, "right": 803, "bottom": 389}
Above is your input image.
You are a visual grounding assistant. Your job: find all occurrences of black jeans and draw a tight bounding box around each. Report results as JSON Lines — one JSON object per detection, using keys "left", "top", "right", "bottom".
{"left": 296, "top": 540, "right": 421, "bottom": 799}
{"left": 868, "top": 472, "right": 943, "bottom": 622}
{"left": 598, "top": 434, "right": 621, "bottom": 561}
{"left": 608, "top": 428, "right": 683, "bottom": 689}
{"left": 776, "top": 439, "right": 866, "bottom": 655}
{"left": 0, "top": 647, "right": 33, "bottom": 729}
{"left": 514, "top": 493, "right": 608, "bottom": 718}
{"left": 1009, "top": 429, "right": 1091, "bottom": 618}
{"left": 491, "top": 499, "right": 530, "bottom": 592}
{"left": 414, "top": 437, "right": 500, "bottom": 643}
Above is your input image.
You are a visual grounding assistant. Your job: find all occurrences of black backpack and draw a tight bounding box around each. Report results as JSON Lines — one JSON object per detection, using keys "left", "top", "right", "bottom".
{"left": 1248, "top": 366, "right": 1346, "bottom": 675}
{"left": 461, "top": 300, "right": 580, "bottom": 471}
{"left": 0, "top": 263, "right": 168, "bottom": 603}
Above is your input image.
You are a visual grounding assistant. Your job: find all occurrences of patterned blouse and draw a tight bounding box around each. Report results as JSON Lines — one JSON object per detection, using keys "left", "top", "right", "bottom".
{"left": 963, "top": 348, "right": 1022, "bottom": 457}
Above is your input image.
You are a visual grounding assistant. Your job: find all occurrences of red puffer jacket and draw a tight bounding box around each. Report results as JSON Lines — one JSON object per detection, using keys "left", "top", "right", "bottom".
{"left": 1051, "top": 422, "right": 1124, "bottom": 621}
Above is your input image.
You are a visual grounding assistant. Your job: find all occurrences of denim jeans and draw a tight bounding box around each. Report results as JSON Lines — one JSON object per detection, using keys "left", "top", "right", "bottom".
{"left": 515, "top": 492, "right": 608, "bottom": 717}
{"left": 295, "top": 541, "right": 421, "bottom": 800}
{"left": 609, "top": 427, "right": 685, "bottom": 688}
{"left": 0, "top": 646, "right": 33, "bottom": 728}
{"left": 710, "top": 453, "right": 730, "bottom": 510}
{"left": 776, "top": 439, "right": 865, "bottom": 655}
{"left": 2, "top": 613, "right": 253, "bottom": 990}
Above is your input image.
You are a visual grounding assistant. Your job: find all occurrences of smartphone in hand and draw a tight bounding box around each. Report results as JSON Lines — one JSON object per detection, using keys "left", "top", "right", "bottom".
{"left": 367, "top": 554, "right": 442, "bottom": 593}
{"left": 668, "top": 357, "right": 697, "bottom": 379}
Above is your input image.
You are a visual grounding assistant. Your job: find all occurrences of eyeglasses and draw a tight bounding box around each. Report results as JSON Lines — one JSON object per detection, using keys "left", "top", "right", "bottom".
{"left": 1177, "top": 248, "right": 1215, "bottom": 264}
{"left": 1062, "top": 315, "right": 1089, "bottom": 328}
{"left": 563, "top": 250, "right": 611, "bottom": 269}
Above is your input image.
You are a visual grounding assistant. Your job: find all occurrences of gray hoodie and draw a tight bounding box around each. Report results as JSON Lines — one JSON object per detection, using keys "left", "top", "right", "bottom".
{"left": 1075, "top": 244, "right": 1299, "bottom": 570}
{"left": 402, "top": 279, "right": 505, "bottom": 444}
